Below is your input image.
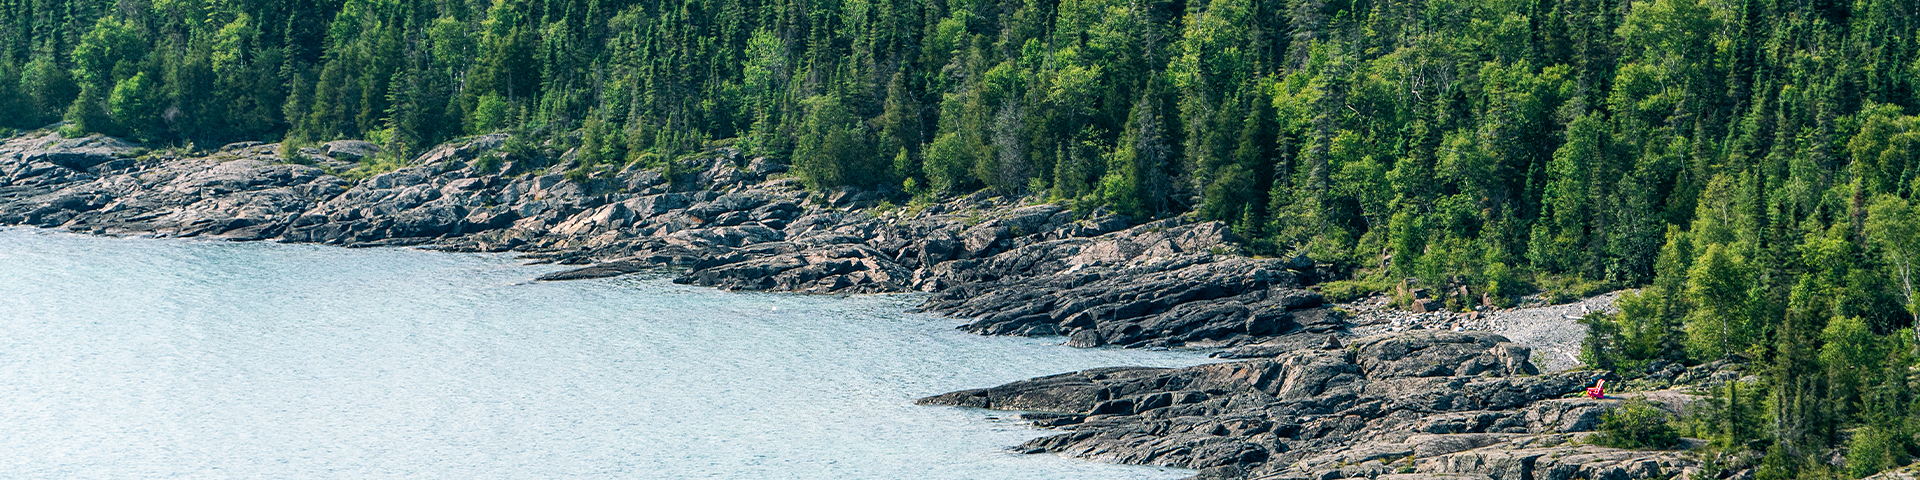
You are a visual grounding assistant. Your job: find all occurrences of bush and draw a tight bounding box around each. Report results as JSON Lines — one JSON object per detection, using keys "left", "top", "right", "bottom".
{"left": 1537, "top": 274, "right": 1612, "bottom": 304}
{"left": 1578, "top": 312, "right": 1620, "bottom": 372}
{"left": 1589, "top": 399, "right": 1682, "bottom": 450}
{"left": 470, "top": 153, "right": 502, "bottom": 175}
{"left": 1847, "top": 425, "right": 1911, "bottom": 478}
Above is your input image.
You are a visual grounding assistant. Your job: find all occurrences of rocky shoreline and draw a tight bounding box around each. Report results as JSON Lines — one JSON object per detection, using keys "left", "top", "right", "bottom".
{"left": 0, "top": 131, "right": 1343, "bottom": 351}
{"left": 1, "top": 131, "right": 1706, "bottom": 480}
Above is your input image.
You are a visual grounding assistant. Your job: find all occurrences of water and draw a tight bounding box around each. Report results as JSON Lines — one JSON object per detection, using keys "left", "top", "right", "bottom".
{"left": 0, "top": 227, "right": 1214, "bottom": 479}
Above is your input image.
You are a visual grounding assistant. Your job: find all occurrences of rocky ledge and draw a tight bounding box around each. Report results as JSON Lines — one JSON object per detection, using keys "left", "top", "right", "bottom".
{"left": 921, "top": 331, "right": 1703, "bottom": 480}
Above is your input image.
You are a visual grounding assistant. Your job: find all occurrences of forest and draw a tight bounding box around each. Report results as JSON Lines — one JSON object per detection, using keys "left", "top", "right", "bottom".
{"left": 3, "top": 0, "right": 1919, "bottom": 475}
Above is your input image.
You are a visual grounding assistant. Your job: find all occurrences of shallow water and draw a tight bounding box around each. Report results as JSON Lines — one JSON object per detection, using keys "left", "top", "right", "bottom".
{"left": 0, "top": 228, "right": 1214, "bottom": 479}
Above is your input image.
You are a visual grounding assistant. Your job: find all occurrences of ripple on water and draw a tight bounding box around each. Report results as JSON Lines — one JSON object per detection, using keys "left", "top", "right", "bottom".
{"left": 0, "top": 227, "right": 1213, "bottom": 479}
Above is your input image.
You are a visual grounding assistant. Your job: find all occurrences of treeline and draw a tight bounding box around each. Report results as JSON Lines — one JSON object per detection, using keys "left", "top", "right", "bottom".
{"left": 3, "top": 0, "right": 1920, "bottom": 474}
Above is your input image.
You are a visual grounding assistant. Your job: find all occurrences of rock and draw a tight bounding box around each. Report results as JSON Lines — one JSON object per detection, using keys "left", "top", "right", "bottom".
{"left": 220, "top": 141, "right": 264, "bottom": 151}
{"left": 322, "top": 140, "right": 381, "bottom": 161}
{"left": 414, "top": 133, "right": 508, "bottom": 166}
{"left": 19, "top": 134, "right": 139, "bottom": 171}
{"left": 1284, "top": 252, "right": 1314, "bottom": 270}
{"left": 1865, "top": 466, "right": 1920, "bottom": 480}
{"left": 920, "top": 331, "right": 1687, "bottom": 480}
{"left": 1412, "top": 298, "right": 1445, "bottom": 313}
{"left": 1412, "top": 440, "right": 1696, "bottom": 480}
{"left": 535, "top": 259, "right": 657, "bottom": 281}
{"left": 1352, "top": 331, "right": 1537, "bottom": 379}
{"left": 747, "top": 156, "right": 788, "bottom": 175}
{"left": 922, "top": 234, "right": 1324, "bottom": 349}
{"left": 674, "top": 244, "right": 911, "bottom": 293}
{"left": 686, "top": 191, "right": 773, "bottom": 222}
{"left": 917, "top": 367, "right": 1168, "bottom": 412}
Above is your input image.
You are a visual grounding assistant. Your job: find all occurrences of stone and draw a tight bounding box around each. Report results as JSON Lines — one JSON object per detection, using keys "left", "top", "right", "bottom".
{"left": 322, "top": 140, "right": 381, "bottom": 161}
{"left": 1412, "top": 299, "right": 1444, "bottom": 313}
{"left": 748, "top": 157, "right": 788, "bottom": 175}
{"left": 20, "top": 134, "right": 139, "bottom": 171}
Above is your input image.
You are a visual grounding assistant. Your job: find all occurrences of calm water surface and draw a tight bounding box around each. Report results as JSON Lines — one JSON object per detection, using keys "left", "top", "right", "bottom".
{"left": 0, "top": 227, "right": 1214, "bottom": 479}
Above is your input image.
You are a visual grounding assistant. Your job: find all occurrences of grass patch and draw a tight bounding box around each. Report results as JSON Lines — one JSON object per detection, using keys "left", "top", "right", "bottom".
{"left": 864, "top": 200, "right": 899, "bottom": 217}
{"left": 1318, "top": 278, "right": 1392, "bottom": 303}
{"left": 339, "top": 155, "right": 406, "bottom": 181}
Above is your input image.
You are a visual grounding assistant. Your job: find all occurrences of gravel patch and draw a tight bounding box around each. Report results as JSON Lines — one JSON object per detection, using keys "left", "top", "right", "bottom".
{"left": 1339, "top": 291, "right": 1624, "bottom": 373}
{"left": 1486, "top": 291, "right": 1621, "bottom": 372}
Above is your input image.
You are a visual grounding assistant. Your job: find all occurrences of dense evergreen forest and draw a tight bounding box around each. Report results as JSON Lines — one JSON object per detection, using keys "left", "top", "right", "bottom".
{"left": 4, "top": 0, "right": 1920, "bottom": 475}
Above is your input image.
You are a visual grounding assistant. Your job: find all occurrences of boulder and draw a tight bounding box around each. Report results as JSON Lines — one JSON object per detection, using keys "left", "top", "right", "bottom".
{"left": 322, "top": 140, "right": 381, "bottom": 161}
{"left": 20, "top": 134, "right": 138, "bottom": 171}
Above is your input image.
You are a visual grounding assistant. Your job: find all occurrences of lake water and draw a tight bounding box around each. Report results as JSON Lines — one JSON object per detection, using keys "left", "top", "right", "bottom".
{"left": 0, "top": 227, "right": 1213, "bottom": 479}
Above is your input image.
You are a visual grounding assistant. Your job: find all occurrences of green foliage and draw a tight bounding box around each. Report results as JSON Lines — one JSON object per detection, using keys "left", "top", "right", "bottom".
{"left": 1589, "top": 399, "right": 1682, "bottom": 450}
{"left": 1579, "top": 312, "right": 1625, "bottom": 373}
{"left": 470, "top": 153, "right": 503, "bottom": 175}
{"left": 106, "top": 72, "right": 161, "bottom": 141}
{"left": 1845, "top": 425, "right": 1910, "bottom": 479}
{"left": 793, "top": 93, "right": 884, "bottom": 189}
{"left": 473, "top": 94, "right": 509, "bottom": 134}
{"left": 1867, "top": 195, "right": 1920, "bottom": 328}
{"left": 578, "top": 116, "right": 624, "bottom": 168}
{"left": 0, "top": 61, "right": 25, "bottom": 128}
{"left": 1317, "top": 278, "right": 1392, "bottom": 303}
{"left": 1684, "top": 244, "right": 1756, "bottom": 360}
{"left": 18, "top": 57, "right": 78, "bottom": 128}
{"left": 69, "top": 17, "right": 145, "bottom": 91}
{"left": 7, "top": 0, "right": 1914, "bottom": 291}
{"left": 1686, "top": 379, "right": 1768, "bottom": 452}
{"left": 1821, "top": 317, "right": 1884, "bottom": 417}
{"left": 1607, "top": 290, "right": 1682, "bottom": 368}
{"left": 339, "top": 154, "right": 405, "bottom": 181}
{"left": 1537, "top": 274, "right": 1613, "bottom": 305}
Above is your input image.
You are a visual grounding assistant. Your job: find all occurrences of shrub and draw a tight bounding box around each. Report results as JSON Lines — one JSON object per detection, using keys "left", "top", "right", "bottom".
{"left": 1846, "top": 425, "right": 1911, "bottom": 478}
{"left": 1318, "top": 278, "right": 1390, "bottom": 303}
{"left": 1589, "top": 399, "right": 1681, "bottom": 450}
{"left": 340, "top": 154, "right": 405, "bottom": 181}
{"left": 1537, "top": 274, "right": 1612, "bottom": 304}
{"left": 470, "top": 153, "right": 502, "bottom": 175}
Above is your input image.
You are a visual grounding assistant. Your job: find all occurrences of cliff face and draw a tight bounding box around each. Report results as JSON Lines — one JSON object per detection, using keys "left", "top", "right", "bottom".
{"left": 0, "top": 131, "right": 1701, "bottom": 480}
